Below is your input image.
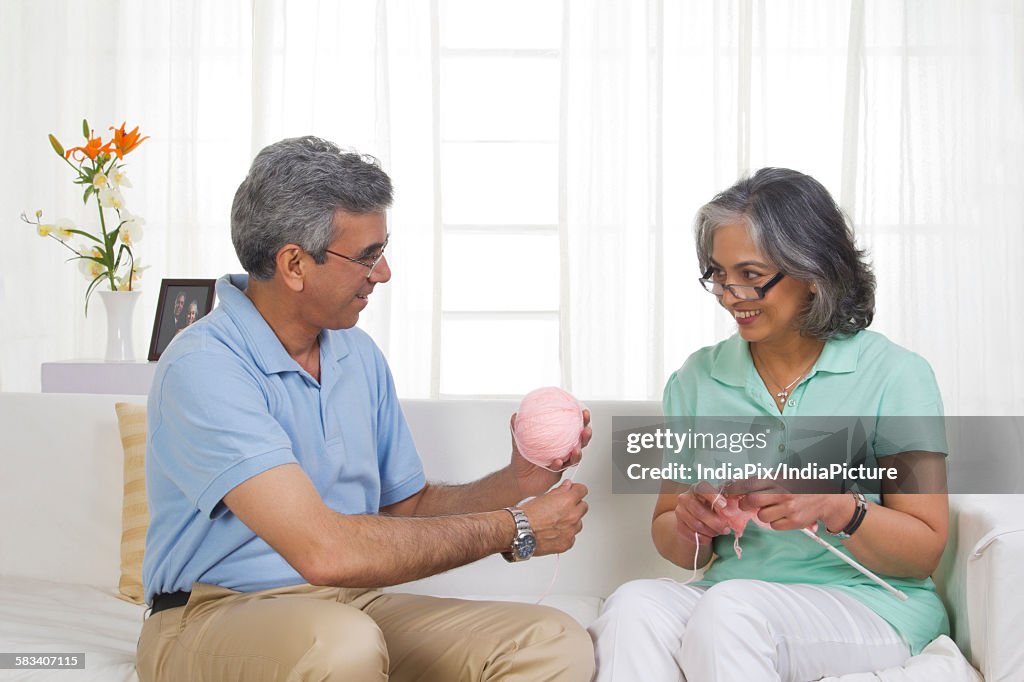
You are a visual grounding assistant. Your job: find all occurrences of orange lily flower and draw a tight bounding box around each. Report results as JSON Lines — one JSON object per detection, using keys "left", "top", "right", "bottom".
{"left": 65, "top": 134, "right": 113, "bottom": 162}
{"left": 109, "top": 122, "right": 149, "bottom": 159}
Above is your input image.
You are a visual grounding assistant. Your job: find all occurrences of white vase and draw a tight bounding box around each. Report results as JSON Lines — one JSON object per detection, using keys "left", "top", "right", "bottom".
{"left": 99, "top": 290, "right": 142, "bottom": 362}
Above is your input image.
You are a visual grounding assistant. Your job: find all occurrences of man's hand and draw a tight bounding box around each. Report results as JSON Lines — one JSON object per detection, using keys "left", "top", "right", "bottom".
{"left": 520, "top": 480, "right": 589, "bottom": 555}
{"left": 510, "top": 408, "right": 592, "bottom": 500}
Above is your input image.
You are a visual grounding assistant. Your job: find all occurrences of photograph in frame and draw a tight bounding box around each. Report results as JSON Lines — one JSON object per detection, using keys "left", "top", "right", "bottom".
{"left": 148, "top": 278, "right": 217, "bottom": 361}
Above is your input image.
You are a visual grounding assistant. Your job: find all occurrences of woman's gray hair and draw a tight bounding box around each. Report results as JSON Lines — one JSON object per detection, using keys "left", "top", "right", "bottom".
{"left": 695, "top": 168, "right": 875, "bottom": 339}
{"left": 231, "top": 136, "right": 393, "bottom": 280}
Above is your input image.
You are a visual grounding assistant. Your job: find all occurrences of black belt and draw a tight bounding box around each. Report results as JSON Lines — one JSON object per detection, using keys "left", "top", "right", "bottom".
{"left": 151, "top": 591, "right": 191, "bottom": 614}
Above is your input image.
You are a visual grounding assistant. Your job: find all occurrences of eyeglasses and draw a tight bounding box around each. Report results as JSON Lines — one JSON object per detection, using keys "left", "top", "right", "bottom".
{"left": 324, "top": 235, "right": 389, "bottom": 279}
{"left": 699, "top": 268, "right": 785, "bottom": 301}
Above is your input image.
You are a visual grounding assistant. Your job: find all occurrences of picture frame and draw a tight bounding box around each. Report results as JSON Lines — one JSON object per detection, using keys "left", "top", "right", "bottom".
{"left": 148, "top": 279, "right": 217, "bottom": 361}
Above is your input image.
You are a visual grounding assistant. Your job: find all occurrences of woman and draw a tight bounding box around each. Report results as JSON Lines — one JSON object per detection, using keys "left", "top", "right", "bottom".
{"left": 589, "top": 168, "right": 949, "bottom": 681}
{"left": 175, "top": 300, "right": 199, "bottom": 337}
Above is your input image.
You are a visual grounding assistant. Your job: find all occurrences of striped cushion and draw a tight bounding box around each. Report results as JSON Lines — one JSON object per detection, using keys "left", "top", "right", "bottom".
{"left": 114, "top": 403, "right": 148, "bottom": 604}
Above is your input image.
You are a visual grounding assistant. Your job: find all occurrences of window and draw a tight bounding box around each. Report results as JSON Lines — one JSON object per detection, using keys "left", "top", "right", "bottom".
{"left": 436, "top": 0, "right": 564, "bottom": 396}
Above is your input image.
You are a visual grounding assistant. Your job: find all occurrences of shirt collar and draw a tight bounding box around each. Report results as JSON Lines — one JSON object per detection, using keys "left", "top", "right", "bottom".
{"left": 710, "top": 334, "right": 752, "bottom": 387}
{"left": 807, "top": 331, "right": 861, "bottom": 377}
{"left": 709, "top": 330, "right": 862, "bottom": 388}
{"left": 217, "top": 274, "right": 351, "bottom": 376}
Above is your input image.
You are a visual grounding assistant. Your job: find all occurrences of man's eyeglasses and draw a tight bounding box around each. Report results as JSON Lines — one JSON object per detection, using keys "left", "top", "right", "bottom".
{"left": 325, "top": 235, "right": 389, "bottom": 279}
{"left": 699, "top": 268, "right": 785, "bottom": 301}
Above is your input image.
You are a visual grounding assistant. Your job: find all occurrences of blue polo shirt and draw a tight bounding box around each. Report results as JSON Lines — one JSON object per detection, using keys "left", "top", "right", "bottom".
{"left": 142, "top": 274, "right": 426, "bottom": 604}
{"left": 663, "top": 330, "right": 949, "bottom": 655}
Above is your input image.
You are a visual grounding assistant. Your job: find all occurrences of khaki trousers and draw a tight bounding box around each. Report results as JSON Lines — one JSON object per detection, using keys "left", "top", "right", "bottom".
{"left": 136, "top": 583, "right": 595, "bottom": 682}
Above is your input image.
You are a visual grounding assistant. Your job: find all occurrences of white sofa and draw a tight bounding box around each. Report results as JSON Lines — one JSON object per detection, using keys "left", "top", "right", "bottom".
{"left": 0, "top": 391, "right": 1021, "bottom": 681}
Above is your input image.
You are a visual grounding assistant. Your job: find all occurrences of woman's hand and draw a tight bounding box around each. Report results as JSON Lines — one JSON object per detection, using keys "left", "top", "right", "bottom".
{"left": 733, "top": 479, "right": 852, "bottom": 532}
{"left": 675, "top": 481, "right": 732, "bottom": 545}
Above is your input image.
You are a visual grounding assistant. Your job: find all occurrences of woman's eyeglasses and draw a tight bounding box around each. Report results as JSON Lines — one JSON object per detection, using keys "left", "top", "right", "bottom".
{"left": 698, "top": 269, "right": 785, "bottom": 301}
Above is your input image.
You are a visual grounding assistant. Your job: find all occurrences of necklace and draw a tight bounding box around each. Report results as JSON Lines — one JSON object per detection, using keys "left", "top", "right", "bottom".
{"left": 753, "top": 347, "right": 819, "bottom": 406}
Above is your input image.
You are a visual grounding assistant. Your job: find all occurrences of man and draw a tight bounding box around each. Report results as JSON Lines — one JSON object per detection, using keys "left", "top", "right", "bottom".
{"left": 158, "top": 291, "right": 186, "bottom": 348}
{"left": 137, "top": 136, "right": 593, "bottom": 681}
{"left": 171, "top": 291, "right": 186, "bottom": 329}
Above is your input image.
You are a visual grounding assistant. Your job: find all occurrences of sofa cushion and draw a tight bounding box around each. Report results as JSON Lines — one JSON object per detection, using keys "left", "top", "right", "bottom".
{"left": 114, "top": 403, "right": 149, "bottom": 604}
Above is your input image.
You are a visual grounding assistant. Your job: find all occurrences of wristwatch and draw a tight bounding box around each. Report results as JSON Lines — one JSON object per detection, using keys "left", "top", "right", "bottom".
{"left": 828, "top": 491, "right": 868, "bottom": 539}
{"left": 501, "top": 507, "right": 537, "bottom": 562}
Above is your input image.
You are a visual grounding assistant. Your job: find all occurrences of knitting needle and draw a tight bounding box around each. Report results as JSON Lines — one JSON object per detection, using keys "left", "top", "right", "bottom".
{"left": 800, "top": 528, "right": 908, "bottom": 601}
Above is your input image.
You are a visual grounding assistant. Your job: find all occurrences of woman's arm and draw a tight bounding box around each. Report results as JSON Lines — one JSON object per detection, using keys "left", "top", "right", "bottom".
{"left": 740, "top": 452, "right": 949, "bottom": 579}
{"left": 833, "top": 453, "right": 948, "bottom": 579}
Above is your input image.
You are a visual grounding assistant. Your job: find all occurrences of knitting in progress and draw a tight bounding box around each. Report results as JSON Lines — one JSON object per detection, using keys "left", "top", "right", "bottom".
{"left": 715, "top": 494, "right": 772, "bottom": 558}
{"left": 709, "top": 491, "right": 908, "bottom": 600}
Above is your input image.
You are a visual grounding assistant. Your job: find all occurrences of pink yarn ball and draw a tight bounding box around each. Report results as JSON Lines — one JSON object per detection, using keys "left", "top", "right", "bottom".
{"left": 513, "top": 387, "right": 584, "bottom": 468}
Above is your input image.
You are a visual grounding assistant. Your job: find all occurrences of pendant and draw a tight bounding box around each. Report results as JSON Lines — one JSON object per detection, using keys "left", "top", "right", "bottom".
{"left": 776, "top": 390, "right": 788, "bottom": 404}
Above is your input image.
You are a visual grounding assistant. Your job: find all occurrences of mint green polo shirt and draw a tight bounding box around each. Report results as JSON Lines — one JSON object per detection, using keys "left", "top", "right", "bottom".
{"left": 663, "top": 329, "right": 948, "bottom": 655}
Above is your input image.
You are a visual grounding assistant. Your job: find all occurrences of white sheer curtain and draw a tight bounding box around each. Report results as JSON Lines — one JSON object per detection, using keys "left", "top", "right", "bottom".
{"left": 563, "top": 0, "right": 1024, "bottom": 415}
{"left": 1, "top": 0, "right": 1021, "bottom": 415}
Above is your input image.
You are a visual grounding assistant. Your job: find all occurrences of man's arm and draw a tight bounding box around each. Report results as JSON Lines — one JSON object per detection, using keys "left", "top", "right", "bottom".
{"left": 224, "top": 462, "right": 588, "bottom": 588}
{"left": 384, "top": 410, "right": 593, "bottom": 518}
{"left": 381, "top": 468, "right": 521, "bottom": 517}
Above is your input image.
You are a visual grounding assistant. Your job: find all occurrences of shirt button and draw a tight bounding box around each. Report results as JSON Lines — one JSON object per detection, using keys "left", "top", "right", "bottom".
{"left": 787, "top": 399, "right": 796, "bottom": 407}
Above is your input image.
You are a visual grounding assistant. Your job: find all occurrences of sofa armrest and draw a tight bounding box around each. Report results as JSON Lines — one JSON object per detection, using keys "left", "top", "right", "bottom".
{"left": 935, "top": 494, "right": 1024, "bottom": 680}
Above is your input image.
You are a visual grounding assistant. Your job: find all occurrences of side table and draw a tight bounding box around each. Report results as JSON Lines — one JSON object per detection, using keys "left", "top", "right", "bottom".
{"left": 40, "top": 360, "right": 158, "bottom": 395}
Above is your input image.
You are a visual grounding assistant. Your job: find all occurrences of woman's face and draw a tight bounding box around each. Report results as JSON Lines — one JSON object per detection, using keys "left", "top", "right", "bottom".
{"left": 709, "top": 222, "right": 815, "bottom": 346}
{"left": 186, "top": 303, "right": 198, "bottom": 325}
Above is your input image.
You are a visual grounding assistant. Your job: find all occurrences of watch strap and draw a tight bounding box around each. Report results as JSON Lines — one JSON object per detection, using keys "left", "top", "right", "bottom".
{"left": 501, "top": 507, "right": 534, "bottom": 562}
{"left": 828, "top": 491, "right": 868, "bottom": 539}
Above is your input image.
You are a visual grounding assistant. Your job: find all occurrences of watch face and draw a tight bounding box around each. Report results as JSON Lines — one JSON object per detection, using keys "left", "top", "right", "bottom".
{"left": 516, "top": 534, "right": 537, "bottom": 559}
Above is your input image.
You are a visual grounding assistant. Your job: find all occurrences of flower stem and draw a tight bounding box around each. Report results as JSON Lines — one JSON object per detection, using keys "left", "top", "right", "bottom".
{"left": 96, "top": 199, "right": 116, "bottom": 291}
{"left": 47, "top": 233, "right": 84, "bottom": 258}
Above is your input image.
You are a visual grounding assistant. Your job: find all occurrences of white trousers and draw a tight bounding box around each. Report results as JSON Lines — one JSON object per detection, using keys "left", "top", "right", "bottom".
{"left": 588, "top": 579, "right": 911, "bottom": 682}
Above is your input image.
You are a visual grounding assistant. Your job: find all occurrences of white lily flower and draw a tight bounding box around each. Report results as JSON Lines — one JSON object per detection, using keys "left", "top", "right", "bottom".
{"left": 131, "top": 262, "right": 149, "bottom": 282}
{"left": 99, "top": 187, "right": 125, "bottom": 210}
{"left": 78, "top": 256, "right": 106, "bottom": 280}
{"left": 92, "top": 172, "right": 108, "bottom": 189}
{"left": 54, "top": 217, "right": 76, "bottom": 241}
{"left": 110, "top": 167, "right": 132, "bottom": 188}
{"left": 120, "top": 226, "right": 141, "bottom": 245}
{"left": 115, "top": 262, "right": 148, "bottom": 290}
{"left": 120, "top": 209, "right": 146, "bottom": 229}
{"left": 37, "top": 224, "right": 54, "bottom": 237}
{"left": 118, "top": 210, "right": 145, "bottom": 245}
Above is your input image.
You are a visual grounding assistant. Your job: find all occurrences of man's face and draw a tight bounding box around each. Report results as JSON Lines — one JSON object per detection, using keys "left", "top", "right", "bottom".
{"left": 174, "top": 294, "right": 185, "bottom": 316}
{"left": 304, "top": 210, "right": 391, "bottom": 330}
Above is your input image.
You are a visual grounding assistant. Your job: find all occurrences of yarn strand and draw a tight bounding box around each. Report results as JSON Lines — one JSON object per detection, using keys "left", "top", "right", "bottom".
{"left": 534, "top": 460, "right": 584, "bottom": 606}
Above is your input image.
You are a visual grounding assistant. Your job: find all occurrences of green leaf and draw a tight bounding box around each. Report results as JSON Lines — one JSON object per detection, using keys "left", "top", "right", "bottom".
{"left": 83, "top": 271, "right": 108, "bottom": 317}
{"left": 82, "top": 119, "right": 90, "bottom": 138}
{"left": 48, "top": 134, "right": 65, "bottom": 157}
{"left": 65, "top": 228, "right": 102, "bottom": 244}
{"left": 123, "top": 246, "right": 135, "bottom": 291}
{"left": 82, "top": 185, "right": 92, "bottom": 204}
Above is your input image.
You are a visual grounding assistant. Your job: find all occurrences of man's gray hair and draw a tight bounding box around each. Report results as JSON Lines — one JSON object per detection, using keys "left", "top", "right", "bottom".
{"left": 231, "top": 136, "right": 393, "bottom": 280}
{"left": 694, "top": 167, "right": 875, "bottom": 339}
